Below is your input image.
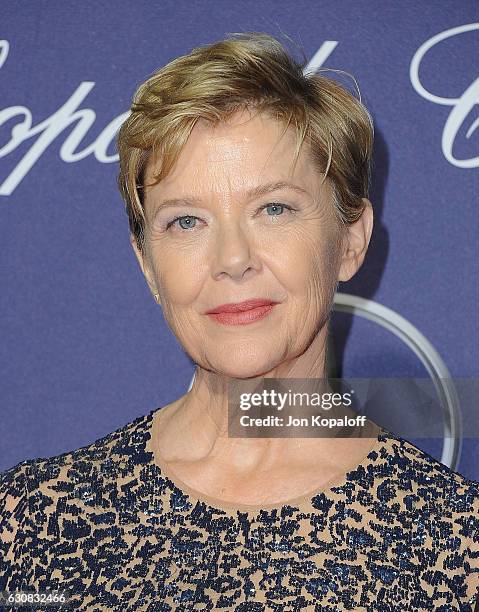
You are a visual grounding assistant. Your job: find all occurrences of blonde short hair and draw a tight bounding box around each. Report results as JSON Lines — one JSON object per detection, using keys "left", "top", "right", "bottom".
{"left": 117, "top": 32, "right": 374, "bottom": 252}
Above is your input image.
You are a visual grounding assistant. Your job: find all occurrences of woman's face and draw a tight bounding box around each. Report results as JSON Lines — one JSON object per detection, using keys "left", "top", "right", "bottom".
{"left": 134, "top": 108, "right": 347, "bottom": 379}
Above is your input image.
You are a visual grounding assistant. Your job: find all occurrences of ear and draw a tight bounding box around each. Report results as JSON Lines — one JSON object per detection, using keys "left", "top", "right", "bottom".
{"left": 130, "top": 234, "right": 160, "bottom": 303}
{"left": 337, "top": 198, "right": 374, "bottom": 283}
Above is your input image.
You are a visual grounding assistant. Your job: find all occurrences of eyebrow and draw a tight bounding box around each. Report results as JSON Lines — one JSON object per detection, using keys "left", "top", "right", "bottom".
{"left": 152, "top": 181, "right": 311, "bottom": 212}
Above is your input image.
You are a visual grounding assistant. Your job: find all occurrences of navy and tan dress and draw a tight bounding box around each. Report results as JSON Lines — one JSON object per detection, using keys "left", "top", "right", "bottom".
{"left": 1, "top": 406, "right": 478, "bottom": 610}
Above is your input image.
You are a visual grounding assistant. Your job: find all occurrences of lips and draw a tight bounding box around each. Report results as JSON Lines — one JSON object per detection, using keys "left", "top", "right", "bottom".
{"left": 205, "top": 298, "right": 279, "bottom": 314}
{"left": 204, "top": 298, "right": 281, "bottom": 326}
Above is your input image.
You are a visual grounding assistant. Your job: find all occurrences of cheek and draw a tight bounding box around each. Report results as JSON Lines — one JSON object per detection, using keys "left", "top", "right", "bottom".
{"left": 271, "top": 233, "right": 335, "bottom": 295}
{"left": 151, "top": 248, "right": 205, "bottom": 306}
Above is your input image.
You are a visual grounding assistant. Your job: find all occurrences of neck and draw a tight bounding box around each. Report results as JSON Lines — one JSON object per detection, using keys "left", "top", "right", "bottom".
{"left": 156, "top": 325, "right": 333, "bottom": 472}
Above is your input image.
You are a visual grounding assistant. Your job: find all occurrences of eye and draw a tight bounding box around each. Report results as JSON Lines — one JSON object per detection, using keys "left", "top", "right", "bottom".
{"left": 165, "top": 215, "right": 199, "bottom": 231}
{"left": 258, "top": 203, "right": 295, "bottom": 217}
{"left": 164, "top": 203, "right": 295, "bottom": 232}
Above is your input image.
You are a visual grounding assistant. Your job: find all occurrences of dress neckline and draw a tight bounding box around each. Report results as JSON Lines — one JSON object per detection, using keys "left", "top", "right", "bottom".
{"left": 146, "top": 405, "right": 390, "bottom": 515}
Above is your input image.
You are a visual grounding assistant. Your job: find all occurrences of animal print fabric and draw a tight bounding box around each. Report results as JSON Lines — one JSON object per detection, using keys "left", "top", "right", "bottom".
{"left": 1, "top": 405, "right": 478, "bottom": 611}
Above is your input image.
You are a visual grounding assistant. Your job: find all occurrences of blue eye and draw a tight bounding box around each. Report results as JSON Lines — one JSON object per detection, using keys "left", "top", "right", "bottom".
{"left": 262, "top": 203, "right": 286, "bottom": 215}
{"left": 259, "top": 203, "right": 295, "bottom": 216}
{"left": 165, "top": 215, "right": 198, "bottom": 231}
{"left": 165, "top": 203, "right": 295, "bottom": 232}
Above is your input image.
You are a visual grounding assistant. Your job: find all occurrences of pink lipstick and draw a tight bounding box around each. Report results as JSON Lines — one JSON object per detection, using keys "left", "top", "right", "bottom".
{"left": 204, "top": 299, "right": 279, "bottom": 326}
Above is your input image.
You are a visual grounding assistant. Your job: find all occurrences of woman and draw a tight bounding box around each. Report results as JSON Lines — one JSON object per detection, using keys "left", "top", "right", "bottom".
{"left": 1, "top": 32, "right": 478, "bottom": 610}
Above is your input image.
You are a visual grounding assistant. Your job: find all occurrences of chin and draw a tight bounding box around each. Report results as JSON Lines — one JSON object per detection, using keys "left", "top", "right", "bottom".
{"left": 209, "top": 353, "right": 278, "bottom": 380}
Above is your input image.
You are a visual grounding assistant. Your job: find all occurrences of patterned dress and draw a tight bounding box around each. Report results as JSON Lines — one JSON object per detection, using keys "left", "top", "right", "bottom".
{"left": 1, "top": 406, "right": 478, "bottom": 611}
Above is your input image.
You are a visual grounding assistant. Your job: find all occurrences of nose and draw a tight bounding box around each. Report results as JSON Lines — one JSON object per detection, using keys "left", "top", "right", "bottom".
{"left": 211, "top": 220, "right": 260, "bottom": 282}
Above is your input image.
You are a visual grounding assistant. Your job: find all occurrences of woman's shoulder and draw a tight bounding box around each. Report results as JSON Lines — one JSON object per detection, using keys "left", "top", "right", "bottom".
{"left": 0, "top": 408, "right": 158, "bottom": 592}
{"left": 364, "top": 429, "right": 479, "bottom": 605}
{"left": 372, "top": 427, "right": 479, "bottom": 522}
{"left": 0, "top": 407, "right": 157, "bottom": 511}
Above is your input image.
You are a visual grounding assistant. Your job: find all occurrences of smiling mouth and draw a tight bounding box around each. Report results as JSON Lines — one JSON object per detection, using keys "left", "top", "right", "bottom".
{"left": 205, "top": 303, "right": 278, "bottom": 326}
{"left": 205, "top": 298, "right": 279, "bottom": 314}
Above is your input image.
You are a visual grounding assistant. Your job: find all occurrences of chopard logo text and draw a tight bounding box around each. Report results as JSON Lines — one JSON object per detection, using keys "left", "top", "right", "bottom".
{"left": 0, "top": 25, "right": 477, "bottom": 197}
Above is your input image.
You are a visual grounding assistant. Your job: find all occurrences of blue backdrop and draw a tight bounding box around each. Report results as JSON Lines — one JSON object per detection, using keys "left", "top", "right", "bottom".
{"left": 1, "top": 1, "right": 478, "bottom": 480}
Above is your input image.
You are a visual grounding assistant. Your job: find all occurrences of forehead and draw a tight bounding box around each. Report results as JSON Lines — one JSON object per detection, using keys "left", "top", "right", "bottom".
{"left": 144, "top": 109, "right": 322, "bottom": 199}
